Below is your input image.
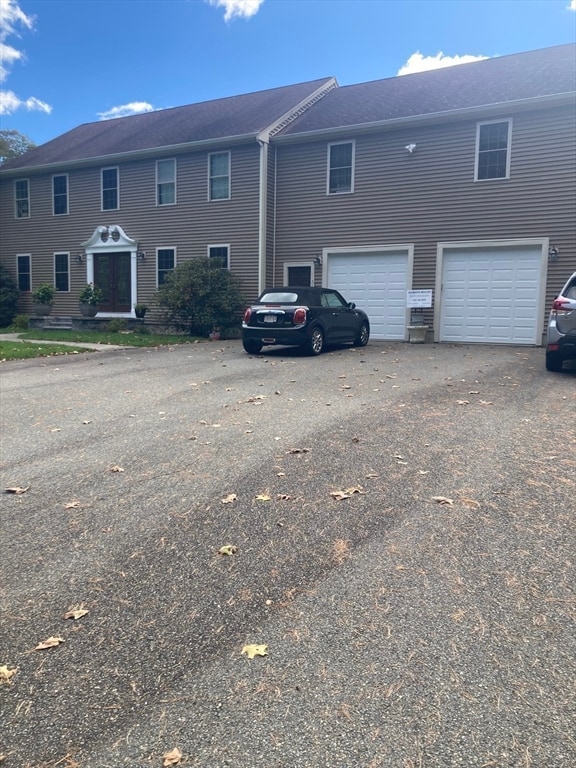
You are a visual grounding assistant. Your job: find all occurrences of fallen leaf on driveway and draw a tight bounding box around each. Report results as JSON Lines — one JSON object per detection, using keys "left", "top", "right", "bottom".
{"left": 287, "top": 448, "right": 309, "bottom": 454}
{"left": 0, "top": 665, "right": 17, "bottom": 684}
{"left": 242, "top": 644, "right": 268, "bottom": 659}
{"left": 64, "top": 501, "right": 81, "bottom": 509}
{"left": 479, "top": 400, "right": 494, "bottom": 405}
{"left": 460, "top": 497, "right": 481, "bottom": 509}
{"left": 35, "top": 636, "right": 65, "bottom": 650}
{"left": 431, "top": 496, "right": 454, "bottom": 506}
{"left": 63, "top": 604, "right": 89, "bottom": 620}
{"left": 110, "top": 465, "right": 124, "bottom": 473}
{"left": 255, "top": 493, "right": 271, "bottom": 501}
{"left": 218, "top": 545, "right": 238, "bottom": 556}
{"left": 4, "top": 486, "right": 29, "bottom": 494}
{"left": 221, "top": 493, "right": 237, "bottom": 504}
{"left": 162, "top": 747, "right": 183, "bottom": 766}
{"left": 330, "top": 486, "right": 364, "bottom": 500}
{"left": 456, "top": 400, "right": 470, "bottom": 405}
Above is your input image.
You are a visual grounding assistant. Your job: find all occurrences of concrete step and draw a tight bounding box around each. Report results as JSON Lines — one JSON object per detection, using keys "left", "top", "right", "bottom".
{"left": 42, "top": 316, "right": 73, "bottom": 330}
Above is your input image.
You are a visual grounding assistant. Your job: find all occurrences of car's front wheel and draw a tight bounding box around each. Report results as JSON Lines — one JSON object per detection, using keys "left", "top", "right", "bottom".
{"left": 354, "top": 321, "right": 370, "bottom": 347}
{"left": 243, "top": 339, "right": 262, "bottom": 354}
{"left": 305, "top": 327, "right": 324, "bottom": 356}
{"left": 545, "top": 351, "right": 563, "bottom": 372}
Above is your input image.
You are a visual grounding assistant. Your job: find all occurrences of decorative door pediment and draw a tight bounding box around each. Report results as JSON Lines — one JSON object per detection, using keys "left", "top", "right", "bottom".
{"left": 82, "top": 225, "right": 136, "bottom": 251}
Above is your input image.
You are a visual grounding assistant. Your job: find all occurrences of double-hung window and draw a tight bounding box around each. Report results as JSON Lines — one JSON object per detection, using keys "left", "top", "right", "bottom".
{"left": 15, "top": 179, "right": 30, "bottom": 218}
{"left": 208, "top": 245, "right": 229, "bottom": 269}
{"left": 327, "top": 141, "right": 354, "bottom": 194}
{"left": 17, "top": 254, "right": 31, "bottom": 291}
{"left": 54, "top": 253, "right": 70, "bottom": 292}
{"left": 476, "top": 120, "right": 511, "bottom": 180}
{"left": 209, "top": 152, "right": 230, "bottom": 200}
{"left": 53, "top": 174, "right": 68, "bottom": 215}
{"left": 157, "top": 159, "right": 176, "bottom": 205}
{"left": 102, "top": 168, "right": 119, "bottom": 210}
{"left": 157, "top": 248, "right": 175, "bottom": 286}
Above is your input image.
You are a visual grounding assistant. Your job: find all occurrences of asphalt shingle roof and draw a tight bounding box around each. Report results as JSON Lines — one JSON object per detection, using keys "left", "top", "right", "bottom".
{"left": 1, "top": 78, "right": 334, "bottom": 171}
{"left": 279, "top": 44, "right": 576, "bottom": 136}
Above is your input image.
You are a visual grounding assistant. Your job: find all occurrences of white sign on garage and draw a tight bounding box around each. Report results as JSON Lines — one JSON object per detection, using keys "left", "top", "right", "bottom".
{"left": 325, "top": 246, "right": 412, "bottom": 340}
{"left": 436, "top": 240, "right": 547, "bottom": 345}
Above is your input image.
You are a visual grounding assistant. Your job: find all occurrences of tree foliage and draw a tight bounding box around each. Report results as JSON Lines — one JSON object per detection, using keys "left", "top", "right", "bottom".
{"left": 156, "top": 257, "right": 245, "bottom": 336}
{"left": 0, "top": 263, "right": 20, "bottom": 327}
{"left": 0, "top": 129, "right": 36, "bottom": 164}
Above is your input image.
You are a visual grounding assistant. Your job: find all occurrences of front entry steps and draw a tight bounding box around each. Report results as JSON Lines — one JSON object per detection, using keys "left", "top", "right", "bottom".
{"left": 41, "top": 316, "right": 73, "bottom": 330}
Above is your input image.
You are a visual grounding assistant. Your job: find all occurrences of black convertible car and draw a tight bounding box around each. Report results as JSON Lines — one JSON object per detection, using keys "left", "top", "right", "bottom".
{"left": 242, "top": 287, "right": 370, "bottom": 355}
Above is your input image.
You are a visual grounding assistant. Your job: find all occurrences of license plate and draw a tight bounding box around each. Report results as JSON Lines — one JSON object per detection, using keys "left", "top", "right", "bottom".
{"left": 264, "top": 315, "right": 277, "bottom": 323}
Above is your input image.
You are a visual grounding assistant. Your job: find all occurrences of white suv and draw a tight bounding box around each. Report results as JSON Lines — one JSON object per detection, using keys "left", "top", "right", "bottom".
{"left": 546, "top": 271, "right": 576, "bottom": 372}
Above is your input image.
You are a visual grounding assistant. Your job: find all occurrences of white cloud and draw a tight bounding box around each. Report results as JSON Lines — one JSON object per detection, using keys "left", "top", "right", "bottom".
{"left": 208, "top": 0, "right": 265, "bottom": 22}
{"left": 568, "top": 0, "right": 576, "bottom": 10}
{"left": 0, "top": 89, "right": 51, "bottom": 115}
{"left": 0, "top": 0, "right": 53, "bottom": 116}
{"left": 397, "top": 51, "right": 489, "bottom": 76}
{"left": 98, "top": 102, "right": 155, "bottom": 120}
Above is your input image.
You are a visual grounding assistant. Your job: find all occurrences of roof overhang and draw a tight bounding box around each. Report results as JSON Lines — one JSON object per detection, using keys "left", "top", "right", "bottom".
{"left": 272, "top": 92, "right": 576, "bottom": 144}
{"left": 0, "top": 132, "right": 260, "bottom": 178}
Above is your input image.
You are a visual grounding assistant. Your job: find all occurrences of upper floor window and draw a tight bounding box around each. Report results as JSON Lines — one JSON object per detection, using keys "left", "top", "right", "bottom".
{"left": 102, "top": 168, "right": 119, "bottom": 210}
{"left": 54, "top": 253, "right": 70, "bottom": 292}
{"left": 209, "top": 152, "right": 230, "bottom": 200}
{"left": 157, "top": 248, "right": 175, "bottom": 286}
{"left": 327, "top": 141, "right": 355, "bottom": 194}
{"left": 15, "top": 179, "right": 30, "bottom": 218}
{"left": 476, "top": 120, "right": 511, "bottom": 180}
{"left": 53, "top": 174, "right": 68, "bottom": 215}
{"left": 17, "top": 254, "right": 31, "bottom": 291}
{"left": 157, "top": 159, "right": 176, "bottom": 205}
{"left": 208, "top": 245, "right": 229, "bottom": 269}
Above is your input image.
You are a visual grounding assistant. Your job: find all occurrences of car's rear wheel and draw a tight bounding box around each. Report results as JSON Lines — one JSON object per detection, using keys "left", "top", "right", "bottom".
{"left": 545, "top": 351, "right": 563, "bottom": 372}
{"left": 305, "top": 327, "right": 324, "bottom": 356}
{"left": 243, "top": 339, "right": 262, "bottom": 354}
{"left": 354, "top": 321, "right": 370, "bottom": 347}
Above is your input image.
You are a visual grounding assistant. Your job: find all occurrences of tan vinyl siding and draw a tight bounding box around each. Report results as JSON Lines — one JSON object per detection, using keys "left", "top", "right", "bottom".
{"left": 273, "top": 105, "right": 576, "bottom": 328}
{"left": 0, "top": 143, "right": 262, "bottom": 316}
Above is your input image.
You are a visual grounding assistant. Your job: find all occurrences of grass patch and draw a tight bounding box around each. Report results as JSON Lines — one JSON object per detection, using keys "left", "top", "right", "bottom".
{"left": 0, "top": 341, "right": 95, "bottom": 361}
{"left": 14, "top": 329, "right": 199, "bottom": 347}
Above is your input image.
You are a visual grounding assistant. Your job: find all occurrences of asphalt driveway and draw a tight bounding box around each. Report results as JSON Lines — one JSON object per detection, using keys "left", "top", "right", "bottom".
{"left": 1, "top": 341, "right": 575, "bottom": 767}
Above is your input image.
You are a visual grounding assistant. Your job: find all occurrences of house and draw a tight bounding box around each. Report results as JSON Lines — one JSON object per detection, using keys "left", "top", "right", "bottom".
{"left": 1, "top": 43, "right": 575, "bottom": 345}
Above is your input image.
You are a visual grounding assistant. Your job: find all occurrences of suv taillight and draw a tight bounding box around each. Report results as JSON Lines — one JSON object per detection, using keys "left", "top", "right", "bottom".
{"left": 293, "top": 307, "right": 307, "bottom": 324}
{"left": 243, "top": 308, "right": 252, "bottom": 322}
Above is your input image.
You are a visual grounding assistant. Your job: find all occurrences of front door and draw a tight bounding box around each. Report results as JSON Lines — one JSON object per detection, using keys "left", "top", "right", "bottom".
{"left": 94, "top": 252, "right": 131, "bottom": 312}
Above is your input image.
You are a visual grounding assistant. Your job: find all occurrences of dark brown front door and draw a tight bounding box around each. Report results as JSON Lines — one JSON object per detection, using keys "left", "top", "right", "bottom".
{"left": 94, "top": 252, "right": 131, "bottom": 312}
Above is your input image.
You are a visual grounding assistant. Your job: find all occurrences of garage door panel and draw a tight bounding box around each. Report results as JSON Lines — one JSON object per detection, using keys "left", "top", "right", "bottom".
{"left": 327, "top": 251, "right": 409, "bottom": 341}
{"left": 440, "top": 245, "right": 542, "bottom": 344}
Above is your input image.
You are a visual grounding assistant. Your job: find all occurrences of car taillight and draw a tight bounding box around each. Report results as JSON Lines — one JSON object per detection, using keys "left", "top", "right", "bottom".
{"left": 243, "top": 308, "right": 252, "bottom": 322}
{"left": 293, "top": 307, "right": 307, "bottom": 324}
{"left": 552, "top": 296, "right": 570, "bottom": 313}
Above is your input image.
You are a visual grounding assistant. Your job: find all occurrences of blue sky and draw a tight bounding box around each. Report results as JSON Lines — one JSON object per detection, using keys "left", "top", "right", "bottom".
{"left": 1, "top": 0, "right": 575, "bottom": 147}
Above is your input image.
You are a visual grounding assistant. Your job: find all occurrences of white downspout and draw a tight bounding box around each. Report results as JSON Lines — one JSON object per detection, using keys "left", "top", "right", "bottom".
{"left": 257, "top": 137, "right": 269, "bottom": 294}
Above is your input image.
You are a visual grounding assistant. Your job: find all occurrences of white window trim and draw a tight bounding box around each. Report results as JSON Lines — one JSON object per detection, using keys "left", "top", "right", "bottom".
{"left": 52, "top": 173, "right": 69, "bottom": 216}
{"left": 156, "top": 246, "right": 177, "bottom": 288}
{"left": 283, "top": 261, "right": 314, "bottom": 286}
{"left": 208, "top": 151, "right": 231, "bottom": 201}
{"left": 156, "top": 159, "right": 177, "bottom": 206}
{"left": 207, "top": 243, "right": 230, "bottom": 269}
{"left": 14, "top": 178, "right": 30, "bottom": 219}
{"left": 326, "top": 140, "right": 355, "bottom": 195}
{"left": 474, "top": 119, "right": 512, "bottom": 182}
{"left": 53, "top": 252, "right": 70, "bottom": 292}
{"left": 16, "top": 253, "right": 32, "bottom": 292}
{"left": 101, "top": 166, "right": 119, "bottom": 211}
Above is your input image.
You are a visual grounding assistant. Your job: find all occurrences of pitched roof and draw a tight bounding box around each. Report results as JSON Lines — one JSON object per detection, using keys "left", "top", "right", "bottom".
{"left": 278, "top": 44, "right": 576, "bottom": 137}
{"left": 1, "top": 78, "right": 334, "bottom": 171}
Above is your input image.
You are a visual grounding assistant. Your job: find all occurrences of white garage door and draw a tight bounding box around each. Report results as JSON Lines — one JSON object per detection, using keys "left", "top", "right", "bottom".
{"left": 439, "top": 245, "right": 543, "bottom": 344}
{"left": 327, "top": 250, "right": 409, "bottom": 340}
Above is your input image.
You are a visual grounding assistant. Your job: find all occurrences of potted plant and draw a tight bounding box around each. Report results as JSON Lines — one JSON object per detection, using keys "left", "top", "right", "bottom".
{"left": 78, "top": 283, "right": 103, "bottom": 317}
{"left": 134, "top": 303, "right": 148, "bottom": 319}
{"left": 32, "top": 283, "right": 55, "bottom": 316}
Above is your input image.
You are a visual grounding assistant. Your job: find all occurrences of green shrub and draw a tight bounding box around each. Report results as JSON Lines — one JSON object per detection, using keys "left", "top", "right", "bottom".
{"left": 78, "top": 283, "right": 103, "bottom": 305}
{"left": 32, "top": 283, "right": 55, "bottom": 305}
{"left": 107, "top": 318, "right": 128, "bottom": 333}
{"left": 156, "top": 257, "right": 245, "bottom": 336}
{"left": 13, "top": 314, "right": 30, "bottom": 330}
{"left": 0, "top": 263, "right": 20, "bottom": 327}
